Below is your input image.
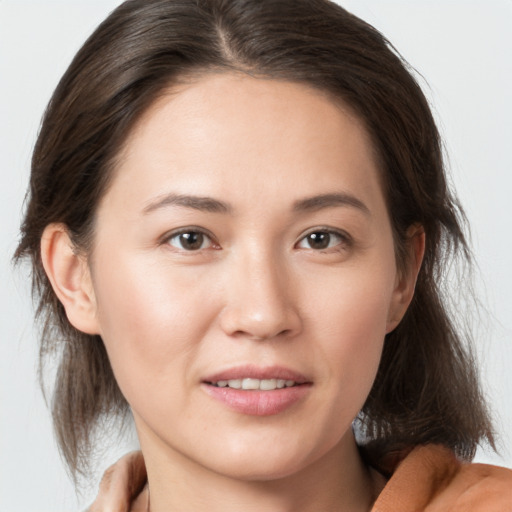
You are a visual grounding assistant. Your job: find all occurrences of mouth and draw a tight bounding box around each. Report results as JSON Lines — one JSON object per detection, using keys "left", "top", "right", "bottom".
{"left": 207, "top": 378, "right": 300, "bottom": 390}
{"left": 201, "top": 366, "right": 311, "bottom": 416}
{"left": 202, "top": 365, "right": 310, "bottom": 389}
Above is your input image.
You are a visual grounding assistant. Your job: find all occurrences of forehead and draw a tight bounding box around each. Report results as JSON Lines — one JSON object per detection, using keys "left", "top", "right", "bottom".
{"left": 106, "top": 72, "right": 384, "bottom": 216}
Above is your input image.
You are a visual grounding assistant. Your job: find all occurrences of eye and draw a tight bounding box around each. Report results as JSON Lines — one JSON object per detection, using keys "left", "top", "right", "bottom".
{"left": 166, "top": 230, "right": 215, "bottom": 251}
{"left": 296, "top": 230, "right": 349, "bottom": 251}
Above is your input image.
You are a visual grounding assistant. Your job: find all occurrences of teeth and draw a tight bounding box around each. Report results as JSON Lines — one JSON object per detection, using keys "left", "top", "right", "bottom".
{"left": 213, "top": 378, "right": 297, "bottom": 390}
{"left": 242, "top": 378, "right": 261, "bottom": 390}
{"left": 259, "top": 378, "right": 277, "bottom": 391}
{"left": 228, "top": 379, "right": 242, "bottom": 389}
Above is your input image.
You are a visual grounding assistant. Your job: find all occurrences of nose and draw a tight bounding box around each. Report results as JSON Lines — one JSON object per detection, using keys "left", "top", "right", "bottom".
{"left": 218, "top": 249, "right": 302, "bottom": 341}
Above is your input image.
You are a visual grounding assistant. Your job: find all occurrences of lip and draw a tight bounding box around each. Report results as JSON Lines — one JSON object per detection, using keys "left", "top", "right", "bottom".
{"left": 202, "top": 364, "right": 310, "bottom": 384}
{"left": 201, "top": 365, "right": 312, "bottom": 416}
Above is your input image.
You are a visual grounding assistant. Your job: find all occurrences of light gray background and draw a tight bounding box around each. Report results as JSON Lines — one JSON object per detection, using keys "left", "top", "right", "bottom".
{"left": 1, "top": 1, "right": 511, "bottom": 510}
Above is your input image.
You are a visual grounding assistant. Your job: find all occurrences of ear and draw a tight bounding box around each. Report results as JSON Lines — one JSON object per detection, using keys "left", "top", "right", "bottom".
{"left": 386, "top": 224, "right": 425, "bottom": 333}
{"left": 40, "top": 223, "right": 100, "bottom": 335}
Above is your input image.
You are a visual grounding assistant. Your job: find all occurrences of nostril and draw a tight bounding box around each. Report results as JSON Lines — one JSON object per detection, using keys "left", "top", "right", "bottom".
{"left": 217, "top": 278, "right": 302, "bottom": 340}
{"left": 230, "top": 326, "right": 294, "bottom": 341}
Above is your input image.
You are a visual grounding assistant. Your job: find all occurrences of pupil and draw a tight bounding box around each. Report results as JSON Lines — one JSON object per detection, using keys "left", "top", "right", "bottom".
{"left": 308, "top": 232, "right": 329, "bottom": 249}
{"left": 180, "top": 232, "right": 203, "bottom": 250}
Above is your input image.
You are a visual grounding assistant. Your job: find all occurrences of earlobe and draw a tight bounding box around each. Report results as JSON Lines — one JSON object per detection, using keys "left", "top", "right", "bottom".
{"left": 40, "top": 223, "right": 100, "bottom": 335}
{"left": 386, "top": 225, "right": 426, "bottom": 333}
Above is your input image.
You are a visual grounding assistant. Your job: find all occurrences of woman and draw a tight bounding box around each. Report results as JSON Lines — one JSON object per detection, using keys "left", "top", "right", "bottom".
{"left": 14, "top": 0, "right": 512, "bottom": 510}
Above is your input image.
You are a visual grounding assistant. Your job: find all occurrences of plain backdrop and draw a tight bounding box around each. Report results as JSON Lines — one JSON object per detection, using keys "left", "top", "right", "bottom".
{"left": 1, "top": 1, "right": 511, "bottom": 510}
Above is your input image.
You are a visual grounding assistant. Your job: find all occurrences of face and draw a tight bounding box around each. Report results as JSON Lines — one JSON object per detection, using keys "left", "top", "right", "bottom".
{"left": 83, "top": 73, "right": 412, "bottom": 481}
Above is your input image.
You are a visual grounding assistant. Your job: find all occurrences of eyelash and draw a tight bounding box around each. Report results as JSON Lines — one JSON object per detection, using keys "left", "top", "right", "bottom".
{"left": 161, "top": 228, "right": 219, "bottom": 252}
{"left": 295, "top": 228, "right": 352, "bottom": 252}
{"left": 160, "top": 227, "right": 352, "bottom": 253}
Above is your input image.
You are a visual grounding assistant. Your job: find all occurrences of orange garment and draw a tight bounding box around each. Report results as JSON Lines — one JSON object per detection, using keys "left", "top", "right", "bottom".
{"left": 128, "top": 444, "right": 512, "bottom": 511}
{"left": 370, "top": 444, "right": 512, "bottom": 511}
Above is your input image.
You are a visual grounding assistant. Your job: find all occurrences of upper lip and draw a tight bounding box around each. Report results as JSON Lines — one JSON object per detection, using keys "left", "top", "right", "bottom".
{"left": 202, "top": 365, "right": 310, "bottom": 384}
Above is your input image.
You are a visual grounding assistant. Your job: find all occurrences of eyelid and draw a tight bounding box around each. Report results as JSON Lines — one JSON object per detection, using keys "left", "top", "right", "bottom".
{"left": 158, "top": 225, "right": 352, "bottom": 252}
{"left": 295, "top": 226, "right": 353, "bottom": 250}
{"left": 159, "top": 226, "right": 220, "bottom": 250}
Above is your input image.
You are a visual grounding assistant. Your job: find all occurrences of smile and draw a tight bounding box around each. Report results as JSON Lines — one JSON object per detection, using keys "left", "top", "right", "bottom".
{"left": 210, "top": 378, "right": 298, "bottom": 390}
{"left": 202, "top": 366, "right": 311, "bottom": 415}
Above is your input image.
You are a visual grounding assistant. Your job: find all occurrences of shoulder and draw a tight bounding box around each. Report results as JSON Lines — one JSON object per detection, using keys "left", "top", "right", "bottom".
{"left": 426, "top": 458, "right": 512, "bottom": 512}
{"left": 370, "top": 444, "right": 512, "bottom": 512}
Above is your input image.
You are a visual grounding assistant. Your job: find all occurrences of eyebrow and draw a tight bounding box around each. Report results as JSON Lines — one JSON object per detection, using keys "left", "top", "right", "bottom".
{"left": 293, "top": 193, "right": 371, "bottom": 216}
{"left": 143, "top": 193, "right": 232, "bottom": 214}
{"left": 142, "top": 191, "right": 370, "bottom": 216}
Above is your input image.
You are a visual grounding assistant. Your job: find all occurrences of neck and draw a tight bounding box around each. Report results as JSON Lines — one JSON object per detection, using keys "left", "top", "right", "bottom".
{"left": 138, "top": 428, "right": 376, "bottom": 512}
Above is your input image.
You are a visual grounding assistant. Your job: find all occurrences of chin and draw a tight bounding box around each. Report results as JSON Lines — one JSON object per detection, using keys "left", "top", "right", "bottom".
{"left": 209, "top": 453, "right": 311, "bottom": 482}
{"left": 196, "top": 432, "right": 337, "bottom": 482}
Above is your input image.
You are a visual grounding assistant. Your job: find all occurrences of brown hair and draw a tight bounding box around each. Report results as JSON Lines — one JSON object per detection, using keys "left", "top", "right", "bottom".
{"left": 15, "top": 0, "right": 494, "bottom": 478}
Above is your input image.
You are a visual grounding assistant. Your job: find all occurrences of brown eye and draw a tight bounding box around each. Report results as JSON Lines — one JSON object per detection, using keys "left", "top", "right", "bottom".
{"left": 168, "top": 231, "right": 212, "bottom": 251}
{"left": 297, "top": 230, "right": 348, "bottom": 251}
{"left": 306, "top": 232, "right": 331, "bottom": 250}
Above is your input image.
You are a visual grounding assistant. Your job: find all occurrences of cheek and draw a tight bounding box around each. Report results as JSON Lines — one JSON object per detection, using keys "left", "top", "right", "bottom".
{"left": 308, "top": 257, "right": 395, "bottom": 337}
{"left": 322, "top": 292, "right": 387, "bottom": 393}
{"left": 305, "top": 259, "right": 396, "bottom": 390}
{"left": 90, "top": 251, "right": 218, "bottom": 401}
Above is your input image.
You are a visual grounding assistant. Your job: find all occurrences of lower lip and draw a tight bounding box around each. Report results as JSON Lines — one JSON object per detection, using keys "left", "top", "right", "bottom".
{"left": 202, "top": 384, "right": 312, "bottom": 416}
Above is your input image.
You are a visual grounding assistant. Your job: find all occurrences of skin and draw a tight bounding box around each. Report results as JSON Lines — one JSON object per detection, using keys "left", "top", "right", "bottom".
{"left": 42, "top": 73, "right": 424, "bottom": 512}
{"left": 87, "top": 451, "right": 148, "bottom": 512}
